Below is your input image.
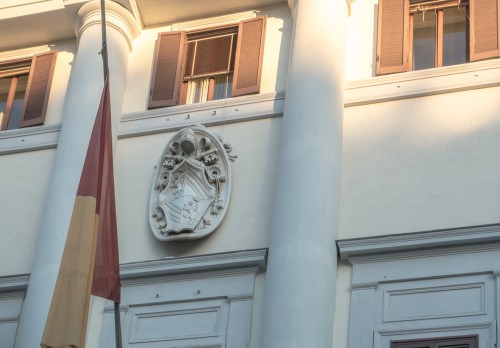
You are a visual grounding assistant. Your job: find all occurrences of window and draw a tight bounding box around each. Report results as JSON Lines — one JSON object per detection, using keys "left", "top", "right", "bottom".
{"left": 0, "top": 290, "right": 25, "bottom": 348}
{"left": 376, "top": 0, "right": 500, "bottom": 75}
{"left": 0, "top": 51, "right": 57, "bottom": 130}
{"left": 149, "top": 17, "right": 266, "bottom": 109}
{"left": 391, "top": 335, "right": 478, "bottom": 348}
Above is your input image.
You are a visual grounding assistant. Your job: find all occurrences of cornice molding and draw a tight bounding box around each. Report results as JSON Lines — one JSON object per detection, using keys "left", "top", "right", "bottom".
{"left": 337, "top": 224, "right": 500, "bottom": 262}
{"left": 119, "top": 91, "right": 285, "bottom": 138}
{"left": 0, "top": 45, "right": 50, "bottom": 62}
{"left": 345, "top": 58, "right": 500, "bottom": 107}
{"left": 120, "top": 249, "right": 267, "bottom": 281}
{"left": 0, "top": 274, "right": 30, "bottom": 291}
{"left": 172, "top": 10, "right": 255, "bottom": 31}
{"left": 0, "top": 123, "right": 60, "bottom": 155}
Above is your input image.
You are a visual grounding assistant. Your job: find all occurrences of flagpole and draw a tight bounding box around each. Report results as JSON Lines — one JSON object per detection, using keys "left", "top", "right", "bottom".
{"left": 100, "top": 1, "right": 122, "bottom": 347}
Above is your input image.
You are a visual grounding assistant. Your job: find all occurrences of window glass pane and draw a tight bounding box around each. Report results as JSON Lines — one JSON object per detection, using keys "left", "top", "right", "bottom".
{"left": 0, "top": 77, "right": 10, "bottom": 127}
{"left": 443, "top": 7, "right": 467, "bottom": 66}
{"left": 7, "top": 75, "right": 28, "bottom": 130}
{"left": 213, "top": 74, "right": 232, "bottom": 100}
{"left": 413, "top": 12, "right": 436, "bottom": 70}
{"left": 186, "top": 77, "right": 211, "bottom": 104}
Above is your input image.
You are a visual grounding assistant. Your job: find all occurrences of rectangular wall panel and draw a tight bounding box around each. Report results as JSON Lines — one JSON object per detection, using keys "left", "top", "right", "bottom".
{"left": 384, "top": 284, "right": 485, "bottom": 322}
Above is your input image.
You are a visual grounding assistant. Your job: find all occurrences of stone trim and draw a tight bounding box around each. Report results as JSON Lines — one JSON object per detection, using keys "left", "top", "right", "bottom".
{"left": 345, "top": 58, "right": 500, "bottom": 107}
{"left": 337, "top": 224, "right": 500, "bottom": 262}
{"left": 119, "top": 91, "right": 285, "bottom": 138}
{"left": 0, "top": 274, "right": 29, "bottom": 292}
{"left": 0, "top": 123, "right": 60, "bottom": 155}
{"left": 120, "top": 249, "right": 267, "bottom": 281}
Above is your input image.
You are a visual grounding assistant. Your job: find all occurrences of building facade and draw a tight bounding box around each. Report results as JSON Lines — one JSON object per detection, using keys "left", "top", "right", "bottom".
{"left": 1, "top": 0, "right": 500, "bottom": 347}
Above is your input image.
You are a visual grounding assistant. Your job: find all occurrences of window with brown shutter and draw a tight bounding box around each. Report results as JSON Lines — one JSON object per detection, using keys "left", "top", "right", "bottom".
{"left": 0, "top": 51, "right": 56, "bottom": 131}
{"left": 469, "top": 0, "right": 500, "bottom": 61}
{"left": 391, "top": 335, "right": 478, "bottom": 348}
{"left": 376, "top": 0, "right": 500, "bottom": 75}
{"left": 376, "top": 0, "right": 410, "bottom": 75}
{"left": 149, "top": 17, "right": 266, "bottom": 109}
{"left": 232, "top": 17, "right": 266, "bottom": 97}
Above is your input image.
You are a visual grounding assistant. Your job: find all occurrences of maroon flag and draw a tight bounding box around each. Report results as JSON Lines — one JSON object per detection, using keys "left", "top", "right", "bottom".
{"left": 41, "top": 76, "right": 120, "bottom": 348}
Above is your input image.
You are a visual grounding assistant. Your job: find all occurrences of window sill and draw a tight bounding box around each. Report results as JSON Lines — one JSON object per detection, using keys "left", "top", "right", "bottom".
{"left": 0, "top": 124, "right": 60, "bottom": 155}
{"left": 119, "top": 91, "right": 285, "bottom": 138}
{"left": 345, "top": 59, "right": 500, "bottom": 107}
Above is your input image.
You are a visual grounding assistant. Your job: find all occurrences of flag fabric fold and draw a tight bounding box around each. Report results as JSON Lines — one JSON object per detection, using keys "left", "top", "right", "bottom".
{"left": 41, "top": 76, "right": 120, "bottom": 348}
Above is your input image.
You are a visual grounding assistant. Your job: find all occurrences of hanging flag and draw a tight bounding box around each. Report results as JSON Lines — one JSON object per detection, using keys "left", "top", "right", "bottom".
{"left": 41, "top": 75, "right": 120, "bottom": 348}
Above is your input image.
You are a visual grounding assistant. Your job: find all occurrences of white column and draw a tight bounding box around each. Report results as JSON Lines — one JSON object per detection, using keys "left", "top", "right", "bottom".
{"left": 14, "top": 2, "right": 139, "bottom": 347}
{"left": 260, "top": 0, "right": 347, "bottom": 347}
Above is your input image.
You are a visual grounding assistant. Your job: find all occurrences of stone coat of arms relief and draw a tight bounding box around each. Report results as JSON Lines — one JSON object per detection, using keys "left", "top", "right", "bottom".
{"left": 149, "top": 125, "right": 235, "bottom": 241}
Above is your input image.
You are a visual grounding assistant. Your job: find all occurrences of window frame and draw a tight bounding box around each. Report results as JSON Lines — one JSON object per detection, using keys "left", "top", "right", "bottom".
{"left": 0, "top": 51, "right": 57, "bottom": 131}
{"left": 0, "top": 58, "right": 31, "bottom": 130}
{"left": 179, "top": 24, "right": 239, "bottom": 105}
{"left": 408, "top": 1, "right": 470, "bottom": 71}
{"left": 148, "top": 17, "right": 266, "bottom": 109}
{"left": 391, "top": 335, "right": 479, "bottom": 348}
{"left": 376, "top": 0, "right": 500, "bottom": 75}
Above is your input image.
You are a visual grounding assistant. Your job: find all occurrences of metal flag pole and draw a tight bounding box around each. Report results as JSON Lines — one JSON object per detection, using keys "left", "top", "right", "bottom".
{"left": 100, "top": 1, "right": 123, "bottom": 347}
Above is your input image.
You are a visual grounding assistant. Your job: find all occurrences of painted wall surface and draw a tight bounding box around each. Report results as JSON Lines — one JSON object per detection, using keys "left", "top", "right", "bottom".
{"left": 345, "top": 0, "right": 378, "bottom": 81}
{"left": 3, "top": 0, "right": 500, "bottom": 347}
{"left": 340, "top": 86, "right": 500, "bottom": 238}
{"left": 0, "top": 149, "right": 56, "bottom": 276}
{"left": 115, "top": 118, "right": 281, "bottom": 263}
{"left": 44, "top": 40, "right": 75, "bottom": 125}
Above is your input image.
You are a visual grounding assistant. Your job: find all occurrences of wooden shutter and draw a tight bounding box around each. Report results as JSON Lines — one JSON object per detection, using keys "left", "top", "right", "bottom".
{"left": 376, "top": 0, "right": 410, "bottom": 75}
{"left": 469, "top": 0, "right": 500, "bottom": 61}
{"left": 149, "top": 31, "right": 187, "bottom": 109}
{"left": 19, "top": 51, "right": 57, "bottom": 128}
{"left": 232, "top": 17, "right": 266, "bottom": 97}
{"left": 183, "top": 34, "right": 235, "bottom": 79}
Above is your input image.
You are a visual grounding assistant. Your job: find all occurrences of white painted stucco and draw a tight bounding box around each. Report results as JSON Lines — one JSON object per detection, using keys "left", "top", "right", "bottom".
{"left": 2, "top": 0, "right": 500, "bottom": 347}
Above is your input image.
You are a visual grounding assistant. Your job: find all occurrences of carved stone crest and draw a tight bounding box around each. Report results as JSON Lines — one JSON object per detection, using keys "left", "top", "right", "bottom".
{"left": 150, "top": 125, "right": 235, "bottom": 241}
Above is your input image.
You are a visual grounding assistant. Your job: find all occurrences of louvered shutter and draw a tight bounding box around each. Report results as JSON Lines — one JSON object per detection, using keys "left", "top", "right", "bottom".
{"left": 184, "top": 34, "right": 234, "bottom": 78}
{"left": 232, "top": 17, "right": 266, "bottom": 97}
{"left": 149, "top": 31, "right": 187, "bottom": 109}
{"left": 470, "top": 0, "right": 500, "bottom": 61}
{"left": 376, "top": 0, "right": 410, "bottom": 75}
{"left": 19, "top": 51, "right": 57, "bottom": 128}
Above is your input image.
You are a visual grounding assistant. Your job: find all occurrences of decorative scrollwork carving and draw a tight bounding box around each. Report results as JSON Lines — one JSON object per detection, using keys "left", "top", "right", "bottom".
{"left": 149, "top": 125, "right": 236, "bottom": 241}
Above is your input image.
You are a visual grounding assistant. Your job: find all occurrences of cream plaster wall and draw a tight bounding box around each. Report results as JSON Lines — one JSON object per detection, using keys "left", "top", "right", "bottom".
{"left": 340, "top": 86, "right": 500, "bottom": 239}
{"left": 345, "top": 0, "right": 378, "bottom": 81}
{"left": 0, "top": 149, "right": 55, "bottom": 276}
{"left": 114, "top": 117, "right": 281, "bottom": 263}
{"left": 121, "top": 4, "right": 291, "bottom": 113}
{"left": 44, "top": 39, "right": 76, "bottom": 125}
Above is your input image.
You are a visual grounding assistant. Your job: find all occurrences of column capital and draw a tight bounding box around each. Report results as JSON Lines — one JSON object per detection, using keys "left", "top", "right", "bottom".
{"left": 74, "top": 0, "right": 140, "bottom": 51}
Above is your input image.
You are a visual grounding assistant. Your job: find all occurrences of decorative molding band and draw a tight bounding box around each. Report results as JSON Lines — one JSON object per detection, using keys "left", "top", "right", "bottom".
{"left": 337, "top": 224, "right": 500, "bottom": 262}
{"left": 120, "top": 249, "right": 268, "bottom": 281}
{"left": 0, "top": 92, "right": 285, "bottom": 155}
{"left": 172, "top": 10, "right": 256, "bottom": 31}
{"left": 377, "top": 322, "right": 495, "bottom": 337}
{"left": 0, "top": 274, "right": 29, "bottom": 291}
{"left": 0, "top": 45, "right": 50, "bottom": 62}
{"left": 118, "top": 91, "right": 285, "bottom": 138}
{"left": 0, "top": 0, "right": 53, "bottom": 10}
{"left": 0, "top": 123, "right": 60, "bottom": 155}
{"left": 351, "top": 282, "right": 379, "bottom": 290}
{"left": 345, "top": 59, "right": 500, "bottom": 107}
